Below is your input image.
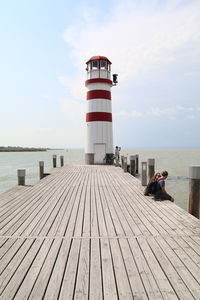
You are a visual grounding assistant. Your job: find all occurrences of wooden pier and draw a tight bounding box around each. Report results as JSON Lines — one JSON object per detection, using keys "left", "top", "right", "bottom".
{"left": 1, "top": 165, "right": 200, "bottom": 299}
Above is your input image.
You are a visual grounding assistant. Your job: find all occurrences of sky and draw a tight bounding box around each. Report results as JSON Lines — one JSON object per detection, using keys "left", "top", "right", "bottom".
{"left": 0, "top": 0, "right": 200, "bottom": 149}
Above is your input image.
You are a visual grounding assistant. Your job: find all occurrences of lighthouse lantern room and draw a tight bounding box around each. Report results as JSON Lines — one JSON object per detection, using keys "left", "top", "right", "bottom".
{"left": 85, "top": 56, "right": 114, "bottom": 165}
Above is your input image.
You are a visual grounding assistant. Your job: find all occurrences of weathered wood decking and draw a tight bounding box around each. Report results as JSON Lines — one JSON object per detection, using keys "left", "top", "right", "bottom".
{"left": 1, "top": 165, "right": 200, "bottom": 299}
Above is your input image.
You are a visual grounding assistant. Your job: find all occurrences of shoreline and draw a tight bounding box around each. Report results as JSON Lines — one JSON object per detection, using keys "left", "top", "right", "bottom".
{"left": 0, "top": 149, "right": 47, "bottom": 152}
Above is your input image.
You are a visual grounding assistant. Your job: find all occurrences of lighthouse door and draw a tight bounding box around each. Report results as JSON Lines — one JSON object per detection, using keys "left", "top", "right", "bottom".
{"left": 94, "top": 143, "right": 106, "bottom": 164}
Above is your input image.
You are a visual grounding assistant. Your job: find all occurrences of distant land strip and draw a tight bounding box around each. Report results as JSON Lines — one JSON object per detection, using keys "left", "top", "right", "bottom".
{"left": 0, "top": 147, "right": 48, "bottom": 152}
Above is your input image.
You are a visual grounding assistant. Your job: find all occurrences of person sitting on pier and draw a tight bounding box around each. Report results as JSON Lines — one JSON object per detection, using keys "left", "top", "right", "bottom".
{"left": 144, "top": 172, "right": 161, "bottom": 196}
{"left": 154, "top": 170, "right": 174, "bottom": 202}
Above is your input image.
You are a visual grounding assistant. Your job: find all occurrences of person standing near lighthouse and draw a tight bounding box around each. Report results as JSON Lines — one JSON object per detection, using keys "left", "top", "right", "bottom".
{"left": 85, "top": 56, "right": 117, "bottom": 165}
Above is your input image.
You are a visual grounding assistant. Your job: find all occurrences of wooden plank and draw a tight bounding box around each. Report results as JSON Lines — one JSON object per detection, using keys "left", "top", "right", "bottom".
{"left": 74, "top": 238, "right": 90, "bottom": 299}
{"left": 109, "top": 238, "right": 133, "bottom": 299}
{"left": 0, "top": 238, "right": 25, "bottom": 274}
{"left": 103, "top": 171, "right": 143, "bottom": 236}
{"left": 156, "top": 235, "right": 200, "bottom": 299}
{"left": 101, "top": 172, "right": 126, "bottom": 237}
{"left": 42, "top": 238, "right": 72, "bottom": 300}
{"left": 1, "top": 165, "right": 200, "bottom": 300}
{"left": 89, "top": 238, "right": 103, "bottom": 299}
{"left": 0, "top": 172, "right": 71, "bottom": 236}
{"left": 55, "top": 173, "right": 87, "bottom": 237}
{"left": 20, "top": 170, "right": 79, "bottom": 236}
{"left": 105, "top": 170, "right": 160, "bottom": 236}
{"left": 73, "top": 173, "right": 88, "bottom": 237}
{"left": 90, "top": 171, "right": 99, "bottom": 237}
{"left": 100, "top": 238, "right": 118, "bottom": 300}
{"left": 0, "top": 170, "right": 64, "bottom": 220}
{"left": 119, "top": 238, "right": 148, "bottom": 299}
{"left": 137, "top": 236, "right": 178, "bottom": 300}
{"left": 174, "top": 235, "right": 200, "bottom": 265}
{"left": 94, "top": 171, "right": 107, "bottom": 237}
{"left": 97, "top": 172, "right": 116, "bottom": 237}
{"left": 119, "top": 171, "right": 199, "bottom": 236}
{"left": 63, "top": 171, "right": 89, "bottom": 238}
{"left": 147, "top": 236, "right": 194, "bottom": 299}
{"left": 0, "top": 238, "right": 43, "bottom": 299}
{"left": 128, "top": 238, "right": 164, "bottom": 300}
{"left": 82, "top": 171, "right": 91, "bottom": 237}
{"left": 59, "top": 239, "right": 81, "bottom": 299}
{"left": 32, "top": 171, "right": 83, "bottom": 236}
{"left": 13, "top": 238, "right": 55, "bottom": 299}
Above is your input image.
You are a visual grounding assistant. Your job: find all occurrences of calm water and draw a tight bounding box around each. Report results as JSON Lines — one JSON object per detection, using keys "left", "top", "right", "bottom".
{"left": 0, "top": 148, "right": 200, "bottom": 211}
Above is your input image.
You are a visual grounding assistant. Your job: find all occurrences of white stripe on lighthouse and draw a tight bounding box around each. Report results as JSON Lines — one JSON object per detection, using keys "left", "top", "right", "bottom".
{"left": 86, "top": 83, "right": 111, "bottom": 91}
{"left": 87, "top": 99, "right": 112, "bottom": 113}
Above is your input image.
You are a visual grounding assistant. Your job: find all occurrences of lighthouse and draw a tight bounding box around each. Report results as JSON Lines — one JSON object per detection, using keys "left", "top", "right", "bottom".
{"left": 85, "top": 56, "right": 116, "bottom": 165}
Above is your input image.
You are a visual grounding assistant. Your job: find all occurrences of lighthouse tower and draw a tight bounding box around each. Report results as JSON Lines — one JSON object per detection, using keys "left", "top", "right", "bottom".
{"left": 85, "top": 56, "right": 114, "bottom": 165}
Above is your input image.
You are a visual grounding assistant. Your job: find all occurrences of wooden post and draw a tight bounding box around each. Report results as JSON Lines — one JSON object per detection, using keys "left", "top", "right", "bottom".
{"left": 53, "top": 155, "right": 57, "bottom": 168}
{"left": 60, "top": 156, "right": 64, "bottom": 167}
{"left": 148, "top": 158, "right": 155, "bottom": 181}
{"left": 39, "top": 161, "right": 44, "bottom": 179}
{"left": 188, "top": 165, "right": 200, "bottom": 218}
{"left": 141, "top": 162, "right": 147, "bottom": 186}
{"left": 123, "top": 157, "right": 127, "bottom": 172}
{"left": 130, "top": 155, "right": 136, "bottom": 176}
{"left": 17, "top": 169, "right": 26, "bottom": 185}
{"left": 121, "top": 156, "right": 124, "bottom": 169}
{"left": 135, "top": 154, "right": 139, "bottom": 174}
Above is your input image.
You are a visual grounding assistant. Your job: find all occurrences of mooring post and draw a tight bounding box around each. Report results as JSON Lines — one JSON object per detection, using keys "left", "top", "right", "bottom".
{"left": 39, "top": 161, "right": 44, "bottom": 179}
{"left": 188, "top": 165, "right": 200, "bottom": 218}
{"left": 148, "top": 158, "right": 155, "bottom": 181}
{"left": 53, "top": 155, "right": 57, "bottom": 168}
{"left": 60, "top": 156, "right": 64, "bottom": 167}
{"left": 17, "top": 169, "right": 26, "bottom": 186}
{"left": 135, "top": 154, "right": 139, "bottom": 174}
{"left": 130, "top": 155, "right": 136, "bottom": 176}
{"left": 121, "top": 156, "right": 124, "bottom": 169}
{"left": 123, "top": 157, "right": 127, "bottom": 172}
{"left": 141, "top": 162, "right": 147, "bottom": 186}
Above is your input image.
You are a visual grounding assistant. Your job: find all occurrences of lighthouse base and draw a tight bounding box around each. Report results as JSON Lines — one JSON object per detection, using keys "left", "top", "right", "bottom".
{"left": 85, "top": 153, "right": 114, "bottom": 165}
{"left": 85, "top": 153, "right": 94, "bottom": 165}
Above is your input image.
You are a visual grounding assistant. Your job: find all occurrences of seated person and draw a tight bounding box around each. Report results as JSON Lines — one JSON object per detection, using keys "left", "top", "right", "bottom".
{"left": 154, "top": 170, "right": 174, "bottom": 202}
{"left": 144, "top": 172, "right": 161, "bottom": 196}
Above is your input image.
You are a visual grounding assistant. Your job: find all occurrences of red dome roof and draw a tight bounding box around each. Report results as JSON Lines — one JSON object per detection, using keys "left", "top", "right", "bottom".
{"left": 86, "top": 56, "right": 112, "bottom": 64}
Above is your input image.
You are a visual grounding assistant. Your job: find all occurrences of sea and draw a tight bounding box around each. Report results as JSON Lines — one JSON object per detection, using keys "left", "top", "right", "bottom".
{"left": 0, "top": 148, "right": 200, "bottom": 212}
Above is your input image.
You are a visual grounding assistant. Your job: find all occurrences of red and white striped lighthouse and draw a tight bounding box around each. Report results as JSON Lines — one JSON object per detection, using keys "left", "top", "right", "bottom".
{"left": 85, "top": 56, "right": 114, "bottom": 164}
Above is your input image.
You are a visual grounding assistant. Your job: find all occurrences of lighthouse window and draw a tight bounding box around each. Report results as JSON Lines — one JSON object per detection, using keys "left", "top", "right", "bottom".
{"left": 92, "top": 60, "right": 98, "bottom": 69}
{"left": 100, "top": 60, "right": 107, "bottom": 70}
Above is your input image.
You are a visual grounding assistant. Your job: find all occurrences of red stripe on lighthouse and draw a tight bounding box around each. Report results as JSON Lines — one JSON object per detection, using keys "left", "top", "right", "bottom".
{"left": 86, "top": 112, "right": 112, "bottom": 122}
{"left": 87, "top": 90, "right": 111, "bottom": 100}
{"left": 85, "top": 78, "right": 112, "bottom": 86}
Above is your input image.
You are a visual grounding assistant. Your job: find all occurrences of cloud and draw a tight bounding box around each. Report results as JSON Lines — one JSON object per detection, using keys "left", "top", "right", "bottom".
{"left": 61, "top": 0, "right": 200, "bottom": 118}
{"left": 114, "top": 110, "right": 143, "bottom": 118}
{"left": 177, "top": 106, "right": 200, "bottom": 111}
{"left": 63, "top": 0, "right": 200, "bottom": 81}
{"left": 114, "top": 105, "right": 200, "bottom": 118}
{"left": 146, "top": 107, "right": 174, "bottom": 116}
{"left": 58, "top": 0, "right": 200, "bottom": 148}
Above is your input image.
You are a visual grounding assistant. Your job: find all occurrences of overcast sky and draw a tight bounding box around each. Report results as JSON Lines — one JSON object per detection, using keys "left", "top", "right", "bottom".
{"left": 0, "top": 0, "right": 200, "bottom": 149}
